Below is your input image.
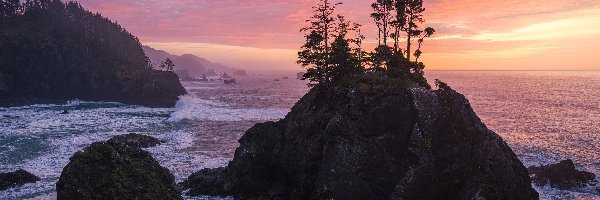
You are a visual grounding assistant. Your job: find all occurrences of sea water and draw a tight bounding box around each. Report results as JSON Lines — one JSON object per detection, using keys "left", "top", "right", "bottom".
{"left": 0, "top": 72, "right": 599, "bottom": 200}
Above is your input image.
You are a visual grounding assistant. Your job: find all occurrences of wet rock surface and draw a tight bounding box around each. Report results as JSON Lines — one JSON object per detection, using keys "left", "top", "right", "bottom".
{"left": 528, "top": 159, "right": 596, "bottom": 189}
{"left": 56, "top": 141, "right": 181, "bottom": 200}
{"left": 107, "top": 133, "right": 163, "bottom": 148}
{"left": 0, "top": 169, "right": 40, "bottom": 191}
{"left": 179, "top": 167, "right": 227, "bottom": 196}
{"left": 182, "top": 80, "right": 539, "bottom": 200}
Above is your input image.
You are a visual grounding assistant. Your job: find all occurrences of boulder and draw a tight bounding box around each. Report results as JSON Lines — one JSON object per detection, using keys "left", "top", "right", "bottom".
{"left": 528, "top": 159, "right": 596, "bottom": 189}
{"left": 56, "top": 141, "right": 181, "bottom": 200}
{"left": 107, "top": 133, "right": 163, "bottom": 148}
{"left": 181, "top": 79, "right": 539, "bottom": 200}
{"left": 179, "top": 167, "right": 227, "bottom": 196}
{"left": 0, "top": 169, "right": 41, "bottom": 191}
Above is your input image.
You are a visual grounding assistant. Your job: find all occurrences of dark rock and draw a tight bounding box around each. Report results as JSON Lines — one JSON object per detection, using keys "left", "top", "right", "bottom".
{"left": 0, "top": 169, "right": 41, "bottom": 191}
{"left": 224, "top": 79, "right": 237, "bottom": 84}
{"left": 182, "top": 80, "right": 539, "bottom": 200}
{"left": 0, "top": 2, "right": 187, "bottom": 108}
{"left": 179, "top": 167, "right": 227, "bottom": 196}
{"left": 56, "top": 141, "right": 181, "bottom": 200}
{"left": 107, "top": 133, "right": 163, "bottom": 148}
{"left": 528, "top": 159, "right": 596, "bottom": 189}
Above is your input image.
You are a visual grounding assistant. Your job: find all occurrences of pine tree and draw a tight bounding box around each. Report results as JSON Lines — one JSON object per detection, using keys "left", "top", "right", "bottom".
{"left": 297, "top": 0, "right": 340, "bottom": 84}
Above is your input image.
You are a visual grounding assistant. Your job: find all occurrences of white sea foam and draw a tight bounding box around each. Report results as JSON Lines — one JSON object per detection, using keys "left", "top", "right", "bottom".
{"left": 168, "top": 95, "right": 289, "bottom": 122}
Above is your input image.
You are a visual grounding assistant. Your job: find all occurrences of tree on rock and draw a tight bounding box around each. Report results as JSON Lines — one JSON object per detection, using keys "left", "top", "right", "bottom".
{"left": 159, "top": 58, "right": 175, "bottom": 71}
{"left": 298, "top": 0, "right": 365, "bottom": 85}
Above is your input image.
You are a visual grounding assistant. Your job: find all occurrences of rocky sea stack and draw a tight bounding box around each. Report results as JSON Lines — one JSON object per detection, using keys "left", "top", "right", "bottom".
{"left": 56, "top": 141, "right": 181, "bottom": 200}
{"left": 181, "top": 77, "right": 539, "bottom": 200}
{"left": 0, "top": 1, "right": 186, "bottom": 108}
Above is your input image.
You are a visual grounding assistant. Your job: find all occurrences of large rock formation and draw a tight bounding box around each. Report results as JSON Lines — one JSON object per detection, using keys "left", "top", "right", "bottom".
{"left": 528, "top": 159, "right": 596, "bottom": 189}
{"left": 56, "top": 141, "right": 181, "bottom": 200}
{"left": 0, "top": 1, "right": 186, "bottom": 108}
{"left": 0, "top": 169, "right": 40, "bottom": 191}
{"left": 181, "top": 79, "right": 539, "bottom": 200}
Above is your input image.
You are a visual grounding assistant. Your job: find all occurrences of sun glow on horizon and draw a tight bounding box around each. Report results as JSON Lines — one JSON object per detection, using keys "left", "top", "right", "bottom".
{"left": 77, "top": 0, "right": 600, "bottom": 71}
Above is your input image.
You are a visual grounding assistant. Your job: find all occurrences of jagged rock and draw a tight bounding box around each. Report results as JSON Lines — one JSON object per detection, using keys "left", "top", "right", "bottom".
{"left": 182, "top": 79, "right": 539, "bottom": 200}
{"left": 107, "top": 133, "right": 163, "bottom": 148}
{"left": 179, "top": 167, "right": 227, "bottom": 196}
{"left": 528, "top": 159, "right": 596, "bottom": 189}
{"left": 0, "top": 169, "right": 41, "bottom": 191}
{"left": 56, "top": 141, "right": 181, "bottom": 200}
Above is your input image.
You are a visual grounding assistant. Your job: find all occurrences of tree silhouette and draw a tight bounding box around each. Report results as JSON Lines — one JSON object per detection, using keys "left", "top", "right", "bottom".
{"left": 159, "top": 58, "right": 175, "bottom": 71}
{"left": 297, "top": 0, "right": 436, "bottom": 89}
{"left": 298, "top": 0, "right": 340, "bottom": 84}
{"left": 414, "top": 27, "right": 435, "bottom": 62}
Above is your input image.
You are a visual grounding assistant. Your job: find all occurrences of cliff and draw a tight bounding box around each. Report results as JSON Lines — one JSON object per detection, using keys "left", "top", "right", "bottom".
{"left": 181, "top": 77, "right": 539, "bottom": 199}
{"left": 0, "top": 1, "right": 186, "bottom": 107}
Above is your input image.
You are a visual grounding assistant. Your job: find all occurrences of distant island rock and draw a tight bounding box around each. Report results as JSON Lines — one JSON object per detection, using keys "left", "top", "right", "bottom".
{"left": 56, "top": 141, "right": 181, "bottom": 200}
{"left": 0, "top": 169, "right": 41, "bottom": 191}
{"left": 181, "top": 76, "right": 539, "bottom": 199}
{"left": 0, "top": 1, "right": 186, "bottom": 108}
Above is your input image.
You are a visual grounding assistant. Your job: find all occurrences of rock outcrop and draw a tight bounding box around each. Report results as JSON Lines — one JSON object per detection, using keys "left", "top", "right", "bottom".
{"left": 528, "top": 159, "right": 596, "bottom": 189}
{"left": 0, "top": 1, "right": 186, "bottom": 108}
{"left": 56, "top": 141, "right": 181, "bottom": 200}
{"left": 0, "top": 169, "right": 40, "bottom": 191}
{"left": 107, "top": 133, "right": 163, "bottom": 148}
{"left": 181, "top": 80, "right": 539, "bottom": 200}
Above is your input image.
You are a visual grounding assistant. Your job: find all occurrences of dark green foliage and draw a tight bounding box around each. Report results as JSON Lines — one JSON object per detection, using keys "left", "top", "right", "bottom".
{"left": 56, "top": 141, "right": 182, "bottom": 200}
{"left": 298, "top": 1, "right": 366, "bottom": 86}
{"left": 299, "top": 0, "right": 435, "bottom": 89}
{"left": 0, "top": 0, "right": 186, "bottom": 107}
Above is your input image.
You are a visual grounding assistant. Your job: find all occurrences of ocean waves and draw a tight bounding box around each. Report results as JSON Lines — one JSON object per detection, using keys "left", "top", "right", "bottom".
{"left": 168, "top": 95, "right": 290, "bottom": 122}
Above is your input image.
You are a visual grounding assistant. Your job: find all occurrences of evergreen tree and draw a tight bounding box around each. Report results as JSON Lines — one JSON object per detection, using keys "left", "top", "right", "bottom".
{"left": 329, "top": 16, "right": 364, "bottom": 83}
{"left": 297, "top": 0, "right": 340, "bottom": 84}
{"left": 159, "top": 58, "right": 175, "bottom": 71}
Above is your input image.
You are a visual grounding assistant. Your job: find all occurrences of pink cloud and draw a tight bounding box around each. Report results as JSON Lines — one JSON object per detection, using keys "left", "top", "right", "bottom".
{"left": 75, "top": 0, "right": 600, "bottom": 70}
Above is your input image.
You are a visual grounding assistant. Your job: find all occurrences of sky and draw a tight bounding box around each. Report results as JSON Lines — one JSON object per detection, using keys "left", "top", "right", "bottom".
{"left": 76, "top": 0, "right": 600, "bottom": 72}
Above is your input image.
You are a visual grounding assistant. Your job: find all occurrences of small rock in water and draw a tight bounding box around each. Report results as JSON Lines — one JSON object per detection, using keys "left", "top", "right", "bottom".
{"left": 56, "top": 141, "right": 181, "bottom": 200}
{"left": 179, "top": 167, "right": 227, "bottom": 196}
{"left": 0, "top": 169, "right": 41, "bottom": 191}
{"left": 528, "top": 159, "right": 597, "bottom": 189}
{"left": 107, "top": 133, "right": 163, "bottom": 148}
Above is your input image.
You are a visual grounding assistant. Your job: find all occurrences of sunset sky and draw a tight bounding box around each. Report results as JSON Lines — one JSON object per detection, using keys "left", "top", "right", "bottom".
{"left": 76, "top": 0, "right": 600, "bottom": 72}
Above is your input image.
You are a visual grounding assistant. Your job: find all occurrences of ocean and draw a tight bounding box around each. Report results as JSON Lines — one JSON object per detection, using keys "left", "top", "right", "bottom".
{"left": 0, "top": 71, "right": 599, "bottom": 200}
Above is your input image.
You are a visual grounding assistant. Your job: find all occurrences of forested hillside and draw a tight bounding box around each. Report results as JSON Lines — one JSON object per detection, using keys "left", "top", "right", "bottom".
{"left": 0, "top": 0, "right": 186, "bottom": 107}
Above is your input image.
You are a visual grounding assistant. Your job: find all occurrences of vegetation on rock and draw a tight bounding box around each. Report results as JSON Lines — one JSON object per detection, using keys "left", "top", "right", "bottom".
{"left": 298, "top": 0, "right": 435, "bottom": 89}
{"left": 0, "top": 0, "right": 186, "bottom": 107}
